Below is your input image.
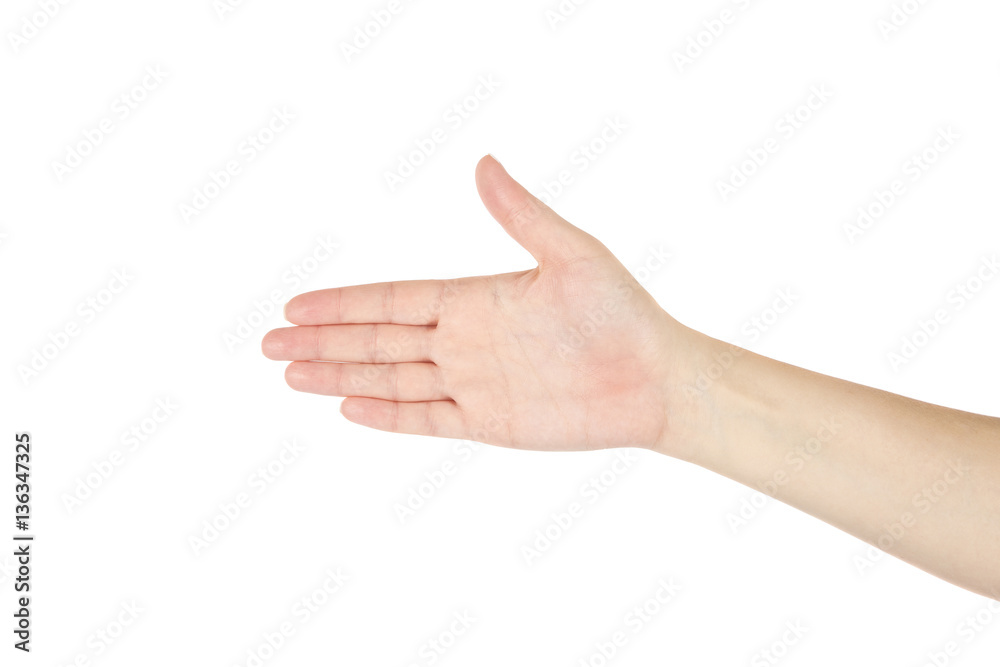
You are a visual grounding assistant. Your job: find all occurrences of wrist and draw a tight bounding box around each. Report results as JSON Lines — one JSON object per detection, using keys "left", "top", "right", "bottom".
{"left": 652, "top": 323, "right": 782, "bottom": 468}
{"left": 657, "top": 324, "right": 834, "bottom": 491}
{"left": 649, "top": 320, "right": 727, "bottom": 463}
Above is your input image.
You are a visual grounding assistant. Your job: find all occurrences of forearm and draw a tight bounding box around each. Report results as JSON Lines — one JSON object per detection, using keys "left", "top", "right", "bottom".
{"left": 272, "top": 155, "right": 997, "bottom": 598}
{"left": 662, "top": 325, "right": 1000, "bottom": 600}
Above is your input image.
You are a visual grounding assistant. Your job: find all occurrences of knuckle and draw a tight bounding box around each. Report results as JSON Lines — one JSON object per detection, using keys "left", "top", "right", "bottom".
{"left": 385, "top": 363, "right": 399, "bottom": 401}
{"left": 367, "top": 324, "right": 381, "bottom": 363}
{"left": 383, "top": 282, "right": 396, "bottom": 321}
{"left": 423, "top": 404, "right": 437, "bottom": 437}
{"left": 391, "top": 401, "right": 401, "bottom": 433}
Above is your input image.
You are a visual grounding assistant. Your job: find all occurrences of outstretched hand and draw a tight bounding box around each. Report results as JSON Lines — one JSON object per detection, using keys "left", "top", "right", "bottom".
{"left": 263, "top": 156, "right": 1000, "bottom": 599}
{"left": 263, "top": 155, "right": 695, "bottom": 453}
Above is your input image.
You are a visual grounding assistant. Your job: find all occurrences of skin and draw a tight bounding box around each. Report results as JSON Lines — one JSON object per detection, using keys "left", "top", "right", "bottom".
{"left": 263, "top": 155, "right": 1000, "bottom": 601}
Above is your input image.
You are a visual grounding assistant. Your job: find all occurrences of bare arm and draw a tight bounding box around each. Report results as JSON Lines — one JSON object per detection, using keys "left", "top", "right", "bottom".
{"left": 262, "top": 155, "right": 1000, "bottom": 599}
{"left": 670, "top": 327, "right": 1000, "bottom": 599}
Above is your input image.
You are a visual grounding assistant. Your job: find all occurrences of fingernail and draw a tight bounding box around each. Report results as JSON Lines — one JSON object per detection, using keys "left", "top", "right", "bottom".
{"left": 488, "top": 153, "right": 503, "bottom": 168}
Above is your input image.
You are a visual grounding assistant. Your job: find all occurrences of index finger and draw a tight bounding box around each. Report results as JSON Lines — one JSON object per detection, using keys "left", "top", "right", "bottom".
{"left": 284, "top": 279, "right": 460, "bottom": 326}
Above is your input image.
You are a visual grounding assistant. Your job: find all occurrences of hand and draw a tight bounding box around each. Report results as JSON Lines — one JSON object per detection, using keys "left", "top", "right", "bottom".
{"left": 262, "top": 156, "right": 1000, "bottom": 599}
{"left": 262, "top": 155, "right": 696, "bottom": 453}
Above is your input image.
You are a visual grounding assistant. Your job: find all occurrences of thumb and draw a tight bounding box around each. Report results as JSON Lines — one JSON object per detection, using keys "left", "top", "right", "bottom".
{"left": 475, "top": 154, "right": 601, "bottom": 268}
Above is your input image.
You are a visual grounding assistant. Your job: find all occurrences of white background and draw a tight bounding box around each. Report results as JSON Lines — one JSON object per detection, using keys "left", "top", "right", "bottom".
{"left": 2, "top": 0, "right": 999, "bottom": 665}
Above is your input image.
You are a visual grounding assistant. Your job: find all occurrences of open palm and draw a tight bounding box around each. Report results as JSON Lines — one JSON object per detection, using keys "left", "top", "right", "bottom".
{"left": 262, "top": 156, "right": 684, "bottom": 451}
